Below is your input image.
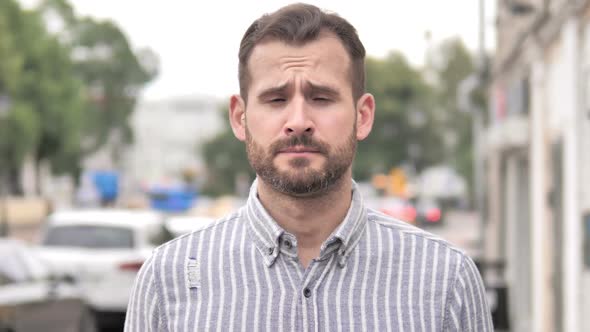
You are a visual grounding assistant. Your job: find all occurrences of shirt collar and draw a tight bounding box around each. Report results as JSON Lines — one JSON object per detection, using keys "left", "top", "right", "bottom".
{"left": 245, "top": 178, "right": 367, "bottom": 268}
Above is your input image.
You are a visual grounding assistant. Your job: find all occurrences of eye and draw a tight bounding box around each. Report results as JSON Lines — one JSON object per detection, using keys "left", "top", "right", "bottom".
{"left": 269, "top": 98, "right": 286, "bottom": 103}
{"left": 312, "top": 96, "right": 331, "bottom": 103}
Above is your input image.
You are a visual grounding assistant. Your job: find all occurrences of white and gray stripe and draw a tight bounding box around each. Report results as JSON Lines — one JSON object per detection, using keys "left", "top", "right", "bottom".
{"left": 125, "top": 179, "right": 493, "bottom": 331}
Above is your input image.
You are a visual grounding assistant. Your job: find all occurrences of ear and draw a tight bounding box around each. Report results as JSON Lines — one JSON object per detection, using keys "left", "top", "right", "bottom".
{"left": 229, "top": 94, "right": 247, "bottom": 141}
{"left": 355, "top": 93, "right": 375, "bottom": 141}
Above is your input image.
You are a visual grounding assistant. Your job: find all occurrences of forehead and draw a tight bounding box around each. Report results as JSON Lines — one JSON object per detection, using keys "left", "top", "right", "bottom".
{"left": 247, "top": 33, "right": 351, "bottom": 92}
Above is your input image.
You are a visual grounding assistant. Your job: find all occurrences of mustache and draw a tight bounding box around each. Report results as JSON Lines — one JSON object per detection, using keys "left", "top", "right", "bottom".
{"left": 269, "top": 135, "right": 329, "bottom": 156}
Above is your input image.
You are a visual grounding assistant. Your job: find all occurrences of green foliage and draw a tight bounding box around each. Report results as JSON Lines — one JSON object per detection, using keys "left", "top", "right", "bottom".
{"left": 0, "top": 0, "right": 84, "bottom": 178}
{"left": 354, "top": 52, "right": 444, "bottom": 180}
{"left": 429, "top": 38, "right": 478, "bottom": 194}
{"left": 201, "top": 106, "right": 254, "bottom": 196}
{"left": 38, "top": 0, "right": 157, "bottom": 158}
{"left": 0, "top": 0, "right": 157, "bottom": 192}
{"left": 72, "top": 18, "right": 155, "bottom": 151}
{"left": 0, "top": 103, "right": 39, "bottom": 169}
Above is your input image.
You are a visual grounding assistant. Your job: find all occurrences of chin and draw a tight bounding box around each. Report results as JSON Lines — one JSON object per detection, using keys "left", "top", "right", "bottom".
{"left": 280, "top": 167, "right": 323, "bottom": 180}
{"left": 287, "top": 190, "right": 325, "bottom": 198}
{"left": 275, "top": 181, "right": 330, "bottom": 198}
{"left": 280, "top": 160, "right": 323, "bottom": 171}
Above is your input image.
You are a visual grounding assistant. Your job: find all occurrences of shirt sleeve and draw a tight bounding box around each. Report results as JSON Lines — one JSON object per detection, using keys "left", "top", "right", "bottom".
{"left": 444, "top": 255, "right": 494, "bottom": 331}
{"left": 124, "top": 254, "right": 164, "bottom": 332}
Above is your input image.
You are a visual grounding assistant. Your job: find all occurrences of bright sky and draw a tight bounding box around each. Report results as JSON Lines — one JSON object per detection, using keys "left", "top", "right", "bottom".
{"left": 23, "top": 0, "right": 497, "bottom": 101}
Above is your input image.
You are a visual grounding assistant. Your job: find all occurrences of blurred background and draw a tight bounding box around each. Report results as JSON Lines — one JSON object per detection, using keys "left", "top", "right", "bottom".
{"left": 0, "top": 0, "right": 589, "bottom": 331}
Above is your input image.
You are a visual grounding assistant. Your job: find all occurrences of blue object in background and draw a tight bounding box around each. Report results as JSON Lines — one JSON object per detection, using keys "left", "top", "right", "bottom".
{"left": 149, "top": 186, "right": 197, "bottom": 212}
{"left": 92, "top": 171, "right": 119, "bottom": 205}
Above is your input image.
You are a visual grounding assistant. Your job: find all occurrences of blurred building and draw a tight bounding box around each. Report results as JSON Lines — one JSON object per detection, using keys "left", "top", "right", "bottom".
{"left": 83, "top": 95, "right": 224, "bottom": 199}
{"left": 484, "top": 1, "right": 590, "bottom": 331}
{"left": 124, "top": 95, "right": 223, "bottom": 186}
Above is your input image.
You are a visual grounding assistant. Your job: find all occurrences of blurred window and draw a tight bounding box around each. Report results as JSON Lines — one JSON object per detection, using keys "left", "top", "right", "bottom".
{"left": 43, "top": 225, "right": 134, "bottom": 249}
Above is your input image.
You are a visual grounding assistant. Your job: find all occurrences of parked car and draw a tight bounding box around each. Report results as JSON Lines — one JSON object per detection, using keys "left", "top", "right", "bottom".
{"left": 36, "top": 209, "right": 174, "bottom": 330}
{"left": 376, "top": 196, "right": 418, "bottom": 224}
{"left": 371, "top": 195, "right": 444, "bottom": 228}
{"left": 413, "top": 197, "right": 444, "bottom": 227}
{"left": 0, "top": 239, "right": 96, "bottom": 332}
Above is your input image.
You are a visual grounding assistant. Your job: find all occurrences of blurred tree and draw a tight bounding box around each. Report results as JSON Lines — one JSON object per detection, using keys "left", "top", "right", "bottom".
{"left": 37, "top": 0, "right": 158, "bottom": 164}
{"left": 0, "top": 0, "right": 157, "bottom": 194}
{"left": 0, "top": 0, "right": 84, "bottom": 193}
{"left": 428, "top": 38, "right": 479, "bottom": 194}
{"left": 201, "top": 105, "right": 254, "bottom": 196}
{"left": 354, "top": 52, "right": 443, "bottom": 180}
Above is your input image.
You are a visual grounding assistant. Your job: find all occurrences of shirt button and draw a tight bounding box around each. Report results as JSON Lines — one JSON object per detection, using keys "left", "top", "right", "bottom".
{"left": 303, "top": 288, "right": 312, "bottom": 298}
{"left": 267, "top": 247, "right": 274, "bottom": 255}
{"left": 284, "top": 240, "right": 292, "bottom": 249}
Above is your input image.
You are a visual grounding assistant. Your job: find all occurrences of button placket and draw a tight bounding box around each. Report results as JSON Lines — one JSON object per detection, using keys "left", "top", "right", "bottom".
{"left": 300, "top": 261, "right": 322, "bottom": 332}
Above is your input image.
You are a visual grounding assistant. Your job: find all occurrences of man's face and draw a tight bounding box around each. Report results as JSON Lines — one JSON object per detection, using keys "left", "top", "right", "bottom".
{"left": 231, "top": 33, "right": 374, "bottom": 197}
{"left": 245, "top": 122, "right": 356, "bottom": 197}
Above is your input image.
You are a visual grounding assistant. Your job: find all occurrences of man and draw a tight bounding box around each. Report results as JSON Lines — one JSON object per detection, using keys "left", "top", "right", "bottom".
{"left": 125, "top": 3, "right": 493, "bottom": 331}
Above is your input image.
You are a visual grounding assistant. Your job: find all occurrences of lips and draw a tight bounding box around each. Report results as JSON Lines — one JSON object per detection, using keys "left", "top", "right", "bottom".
{"left": 269, "top": 135, "right": 329, "bottom": 156}
{"left": 279, "top": 146, "right": 320, "bottom": 153}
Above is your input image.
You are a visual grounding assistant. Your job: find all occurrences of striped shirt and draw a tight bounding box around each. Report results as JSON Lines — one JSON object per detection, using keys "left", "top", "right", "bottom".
{"left": 125, "top": 180, "right": 493, "bottom": 331}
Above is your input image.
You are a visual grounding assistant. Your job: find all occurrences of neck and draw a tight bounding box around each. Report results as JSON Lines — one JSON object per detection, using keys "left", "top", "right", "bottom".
{"left": 256, "top": 173, "right": 353, "bottom": 266}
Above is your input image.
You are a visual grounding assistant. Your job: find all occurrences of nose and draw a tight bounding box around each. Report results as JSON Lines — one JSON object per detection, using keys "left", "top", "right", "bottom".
{"left": 283, "top": 97, "right": 314, "bottom": 136}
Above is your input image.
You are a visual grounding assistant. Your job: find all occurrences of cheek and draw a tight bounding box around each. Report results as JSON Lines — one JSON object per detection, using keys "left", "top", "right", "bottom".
{"left": 246, "top": 113, "right": 280, "bottom": 143}
{"left": 316, "top": 114, "right": 355, "bottom": 139}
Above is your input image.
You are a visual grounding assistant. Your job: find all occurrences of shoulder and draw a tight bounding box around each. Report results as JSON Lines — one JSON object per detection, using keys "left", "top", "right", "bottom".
{"left": 367, "top": 208, "right": 470, "bottom": 261}
{"left": 151, "top": 209, "right": 244, "bottom": 262}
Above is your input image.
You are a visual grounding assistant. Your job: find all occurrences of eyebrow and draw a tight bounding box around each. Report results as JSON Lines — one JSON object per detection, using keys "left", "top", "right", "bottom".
{"left": 257, "top": 83, "right": 290, "bottom": 100}
{"left": 305, "top": 82, "right": 340, "bottom": 98}
{"left": 256, "top": 81, "right": 341, "bottom": 101}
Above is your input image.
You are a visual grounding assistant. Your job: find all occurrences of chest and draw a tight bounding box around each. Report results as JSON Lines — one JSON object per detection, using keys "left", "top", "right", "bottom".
{"left": 160, "top": 246, "right": 450, "bottom": 332}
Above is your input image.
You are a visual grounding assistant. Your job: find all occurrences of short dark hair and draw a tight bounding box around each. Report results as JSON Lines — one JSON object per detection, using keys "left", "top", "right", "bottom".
{"left": 238, "top": 3, "right": 366, "bottom": 103}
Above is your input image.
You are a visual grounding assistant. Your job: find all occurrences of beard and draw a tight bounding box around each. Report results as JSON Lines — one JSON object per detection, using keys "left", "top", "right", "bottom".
{"left": 245, "top": 126, "right": 357, "bottom": 197}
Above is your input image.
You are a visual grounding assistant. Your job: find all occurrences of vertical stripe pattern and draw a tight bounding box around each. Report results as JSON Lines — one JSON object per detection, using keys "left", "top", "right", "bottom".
{"left": 125, "top": 180, "right": 493, "bottom": 331}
